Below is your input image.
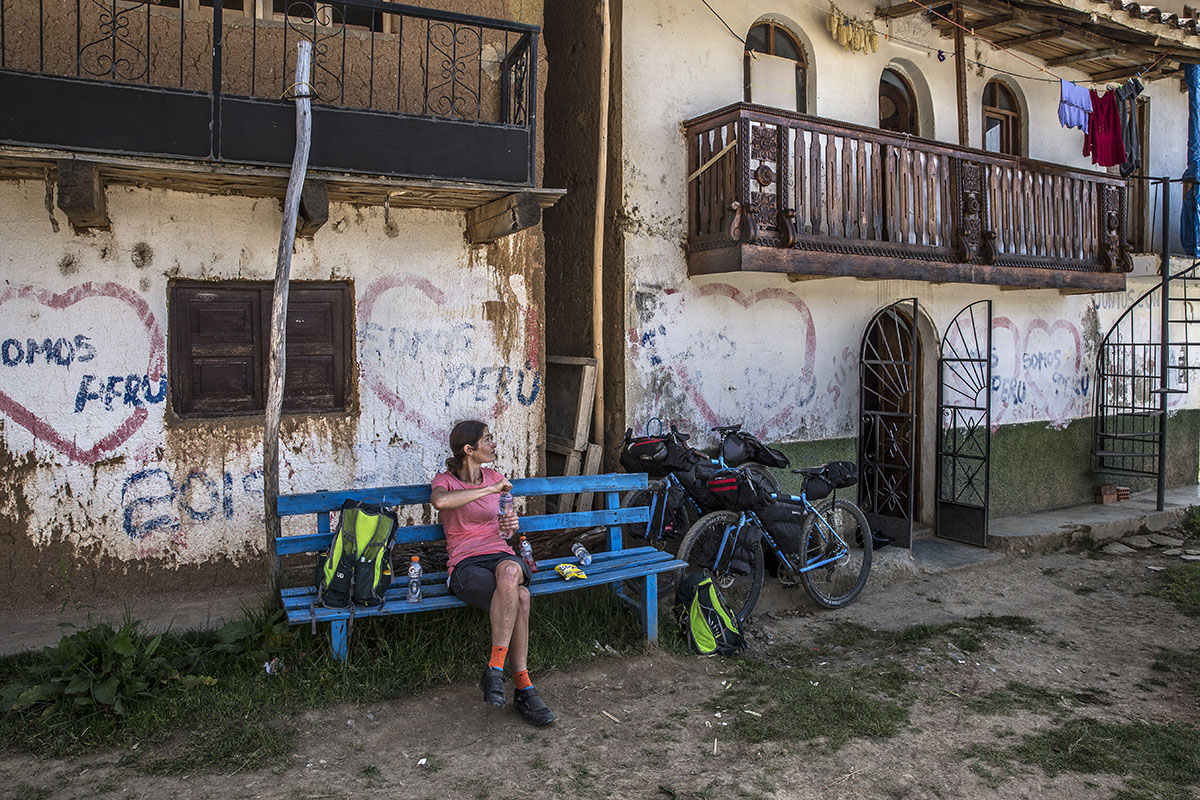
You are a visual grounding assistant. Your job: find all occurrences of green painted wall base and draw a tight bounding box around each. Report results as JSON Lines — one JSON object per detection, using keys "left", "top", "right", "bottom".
{"left": 761, "top": 409, "right": 1199, "bottom": 521}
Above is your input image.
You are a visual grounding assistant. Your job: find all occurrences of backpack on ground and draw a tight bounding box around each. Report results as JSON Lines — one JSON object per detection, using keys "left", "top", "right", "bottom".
{"left": 673, "top": 573, "right": 747, "bottom": 656}
{"left": 315, "top": 500, "right": 399, "bottom": 609}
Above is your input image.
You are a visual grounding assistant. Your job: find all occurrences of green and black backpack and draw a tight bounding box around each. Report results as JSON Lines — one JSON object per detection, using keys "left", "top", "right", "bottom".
{"left": 316, "top": 500, "right": 399, "bottom": 609}
{"left": 673, "top": 573, "right": 747, "bottom": 657}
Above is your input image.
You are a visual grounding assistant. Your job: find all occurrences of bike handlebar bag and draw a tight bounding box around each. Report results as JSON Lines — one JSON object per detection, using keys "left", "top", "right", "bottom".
{"left": 619, "top": 435, "right": 670, "bottom": 476}
{"left": 720, "top": 431, "right": 790, "bottom": 469}
{"left": 706, "top": 467, "right": 776, "bottom": 511}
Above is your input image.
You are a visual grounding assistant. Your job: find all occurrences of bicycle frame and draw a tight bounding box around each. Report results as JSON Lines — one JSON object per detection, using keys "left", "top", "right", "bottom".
{"left": 705, "top": 490, "right": 850, "bottom": 576}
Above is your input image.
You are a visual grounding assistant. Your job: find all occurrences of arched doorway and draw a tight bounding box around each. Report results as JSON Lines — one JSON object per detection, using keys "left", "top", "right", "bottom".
{"left": 859, "top": 299, "right": 921, "bottom": 548}
{"left": 879, "top": 68, "right": 918, "bottom": 135}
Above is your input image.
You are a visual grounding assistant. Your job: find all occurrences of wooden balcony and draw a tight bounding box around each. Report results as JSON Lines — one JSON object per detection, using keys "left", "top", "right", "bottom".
{"left": 686, "top": 104, "right": 1130, "bottom": 291}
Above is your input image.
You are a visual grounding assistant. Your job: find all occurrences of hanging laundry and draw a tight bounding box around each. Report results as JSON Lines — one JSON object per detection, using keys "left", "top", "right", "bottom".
{"left": 1059, "top": 79, "right": 1092, "bottom": 131}
{"left": 1115, "top": 77, "right": 1145, "bottom": 178}
{"left": 1083, "top": 88, "right": 1126, "bottom": 168}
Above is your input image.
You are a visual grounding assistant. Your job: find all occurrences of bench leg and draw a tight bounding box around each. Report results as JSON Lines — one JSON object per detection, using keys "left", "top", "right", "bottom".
{"left": 331, "top": 619, "right": 348, "bottom": 661}
{"left": 641, "top": 573, "right": 658, "bottom": 643}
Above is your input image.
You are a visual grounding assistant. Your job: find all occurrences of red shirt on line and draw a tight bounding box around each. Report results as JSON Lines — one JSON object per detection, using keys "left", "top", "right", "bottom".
{"left": 432, "top": 467, "right": 514, "bottom": 573}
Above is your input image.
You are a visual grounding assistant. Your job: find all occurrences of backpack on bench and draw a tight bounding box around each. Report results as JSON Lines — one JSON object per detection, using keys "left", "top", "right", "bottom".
{"left": 316, "top": 500, "right": 399, "bottom": 609}
{"left": 673, "top": 573, "right": 747, "bottom": 656}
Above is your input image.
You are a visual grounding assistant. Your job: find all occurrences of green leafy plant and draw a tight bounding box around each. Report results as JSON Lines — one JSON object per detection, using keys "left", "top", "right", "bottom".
{"left": 1, "top": 620, "right": 179, "bottom": 716}
{"left": 212, "top": 608, "right": 291, "bottom": 661}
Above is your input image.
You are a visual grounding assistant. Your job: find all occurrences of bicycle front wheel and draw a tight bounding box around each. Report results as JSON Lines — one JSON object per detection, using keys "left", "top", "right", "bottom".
{"left": 799, "top": 498, "right": 872, "bottom": 609}
{"left": 742, "top": 462, "right": 780, "bottom": 494}
{"left": 677, "top": 511, "right": 764, "bottom": 623}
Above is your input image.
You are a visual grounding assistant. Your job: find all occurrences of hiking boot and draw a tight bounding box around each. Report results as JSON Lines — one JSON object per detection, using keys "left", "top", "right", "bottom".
{"left": 480, "top": 668, "right": 506, "bottom": 707}
{"left": 514, "top": 686, "right": 555, "bottom": 726}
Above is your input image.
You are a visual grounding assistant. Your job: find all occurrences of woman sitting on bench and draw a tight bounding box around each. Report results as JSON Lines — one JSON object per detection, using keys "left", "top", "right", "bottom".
{"left": 430, "top": 419, "right": 555, "bottom": 727}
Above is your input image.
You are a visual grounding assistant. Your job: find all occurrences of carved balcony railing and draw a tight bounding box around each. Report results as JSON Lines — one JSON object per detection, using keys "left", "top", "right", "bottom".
{"left": 686, "top": 103, "right": 1130, "bottom": 290}
{"left": 0, "top": 0, "right": 538, "bottom": 185}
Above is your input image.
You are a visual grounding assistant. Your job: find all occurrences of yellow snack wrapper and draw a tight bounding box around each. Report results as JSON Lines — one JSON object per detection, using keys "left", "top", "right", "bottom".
{"left": 554, "top": 563, "right": 587, "bottom": 581}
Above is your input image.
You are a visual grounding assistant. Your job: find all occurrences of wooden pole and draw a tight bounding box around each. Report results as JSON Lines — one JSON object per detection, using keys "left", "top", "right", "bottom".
{"left": 954, "top": 1, "right": 969, "bottom": 147}
{"left": 591, "top": 0, "right": 611, "bottom": 454}
{"left": 264, "top": 41, "right": 313, "bottom": 591}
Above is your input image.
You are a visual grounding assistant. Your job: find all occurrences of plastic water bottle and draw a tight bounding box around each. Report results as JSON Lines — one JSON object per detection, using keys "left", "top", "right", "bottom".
{"left": 406, "top": 556, "right": 422, "bottom": 603}
{"left": 571, "top": 542, "right": 592, "bottom": 566}
{"left": 518, "top": 536, "right": 538, "bottom": 573}
{"left": 498, "top": 490, "right": 513, "bottom": 518}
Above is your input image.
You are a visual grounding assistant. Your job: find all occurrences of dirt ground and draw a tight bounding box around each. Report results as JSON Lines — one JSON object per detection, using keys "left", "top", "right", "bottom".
{"left": 4, "top": 527, "right": 1199, "bottom": 800}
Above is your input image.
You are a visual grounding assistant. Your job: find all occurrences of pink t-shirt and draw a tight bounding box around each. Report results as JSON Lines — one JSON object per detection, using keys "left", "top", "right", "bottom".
{"left": 432, "top": 467, "right": 514, "bottom": 573}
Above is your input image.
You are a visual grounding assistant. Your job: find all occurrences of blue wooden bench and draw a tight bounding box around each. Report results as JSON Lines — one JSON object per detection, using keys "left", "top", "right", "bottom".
{"left": 276, "top": 472, "right": 686, "bottom": 659}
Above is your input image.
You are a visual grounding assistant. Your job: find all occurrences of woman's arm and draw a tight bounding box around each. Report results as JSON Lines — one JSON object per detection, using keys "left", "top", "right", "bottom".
{"left": 430, "top": 476, "right": 512, "bottom": 511}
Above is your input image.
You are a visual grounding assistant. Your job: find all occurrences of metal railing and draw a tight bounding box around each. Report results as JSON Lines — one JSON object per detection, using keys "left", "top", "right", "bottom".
{"left": 0, "top": 0, "right": 537, "bottom": 176}
{"left": 685, "top": 103, "right": 1128, "bottom": 274}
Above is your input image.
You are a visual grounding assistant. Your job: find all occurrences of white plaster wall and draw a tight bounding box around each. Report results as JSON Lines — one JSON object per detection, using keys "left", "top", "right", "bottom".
{"left": 0, "top": 180, "right": 542, "bottom": 566}
{"left": 620, "top": 0, "right": 1197, "bottom": 450}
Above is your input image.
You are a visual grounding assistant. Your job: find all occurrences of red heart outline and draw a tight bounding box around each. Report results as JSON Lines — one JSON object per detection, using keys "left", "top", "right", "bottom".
{"left": 1021, "top": 318, "right": 1082, "bottom": 424}
{"left": 0, "top": 283, "right": 164, "bottom": 464}
{"left": 675, "top": 284, "right": 817, "bottom": 440}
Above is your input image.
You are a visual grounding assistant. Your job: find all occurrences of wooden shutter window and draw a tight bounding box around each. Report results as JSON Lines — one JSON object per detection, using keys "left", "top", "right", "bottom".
{"left": 170, "top": 281, "right": 351, "bottom": 418}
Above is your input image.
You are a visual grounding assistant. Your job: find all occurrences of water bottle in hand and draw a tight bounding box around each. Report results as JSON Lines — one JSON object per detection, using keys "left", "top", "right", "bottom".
{"left": 571, "top": 542, "right": 592, "bottom": 566}
{"left": 406, "top": 556, "right": 422, "bottom": 603}
{"left": 498, "top": 490, "right": 513, "bottom": 518}
{"left": 518, "top": 536, "right": 538, "bottom": 573}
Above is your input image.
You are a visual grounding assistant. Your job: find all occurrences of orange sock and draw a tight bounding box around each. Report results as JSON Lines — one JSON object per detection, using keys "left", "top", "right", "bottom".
{"left": 514, "top": 670, "right": 533, "bottom": 691}
{"left": 489, "top": 646, "right": 508, "bottom": 671}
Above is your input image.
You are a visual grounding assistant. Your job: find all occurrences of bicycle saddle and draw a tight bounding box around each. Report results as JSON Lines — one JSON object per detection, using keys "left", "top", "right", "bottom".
{"left": 711, "top": 424, "right": 742, "bottom": 435}
{"left": 792, "top": 466, "right": 826, "bottom": 476}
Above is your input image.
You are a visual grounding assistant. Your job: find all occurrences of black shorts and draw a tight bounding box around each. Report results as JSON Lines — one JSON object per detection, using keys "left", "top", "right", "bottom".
{"left": 449, "top": 553, "right": 531, "bottom": 611}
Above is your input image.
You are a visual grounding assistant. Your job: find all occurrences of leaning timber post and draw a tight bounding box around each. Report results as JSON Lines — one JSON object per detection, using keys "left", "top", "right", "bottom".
{"left": 264, "top": 41, "right": 314, "bottom": 591}
{"left": 954, "top": 2, "right": 968, "bottom": 148}
{"left": 591, "top": 0, "right": 611, "bottom": 456}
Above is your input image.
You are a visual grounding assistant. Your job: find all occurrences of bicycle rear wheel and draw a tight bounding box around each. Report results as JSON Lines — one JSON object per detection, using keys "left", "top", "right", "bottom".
{"left": 677, "top": 511, "right": 764, "bottom": 623}
{"left": 799, "top": 498, "right": 872, "bottom": 609}
{"left": 621, "top": 480, "right": 685, "bottom": 601}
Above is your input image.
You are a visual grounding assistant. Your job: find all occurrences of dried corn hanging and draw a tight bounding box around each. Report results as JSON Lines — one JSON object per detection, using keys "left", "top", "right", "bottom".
{"left": 826, "top": 3, "right": 879, "bottom": 54}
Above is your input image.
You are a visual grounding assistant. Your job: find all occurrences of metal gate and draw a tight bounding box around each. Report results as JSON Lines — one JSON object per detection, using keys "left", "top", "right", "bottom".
{"left": 936, "top": 300, "right": 992, "bottom": 547}
{"left": 858, "top": 299, "right": 918, "bottom": 548}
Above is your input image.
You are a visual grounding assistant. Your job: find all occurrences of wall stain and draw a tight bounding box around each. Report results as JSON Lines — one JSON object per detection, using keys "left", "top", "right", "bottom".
{"left": 58, "top": 254, "right": 79, "bottom": 276}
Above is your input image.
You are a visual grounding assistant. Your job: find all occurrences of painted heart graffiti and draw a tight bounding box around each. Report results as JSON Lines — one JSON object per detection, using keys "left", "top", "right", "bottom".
{"left": 0, "top": 283, "right": 165, "bottom": 463}
{"left": 637, "top": 283, "right": 817, "bottom": 441}
{"left": 990, "top": 315, "right": 1088, "bottom": 428}
{"left": 358, "top": 274, "right": 541, "bottom": 448}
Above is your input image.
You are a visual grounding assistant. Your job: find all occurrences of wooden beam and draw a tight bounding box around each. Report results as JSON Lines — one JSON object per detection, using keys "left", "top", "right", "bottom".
{"left": 1089, "top": 61, "right": 1169, "bottom": 82}
{"left": 263, "top": 41, "right": 312, "bottom": 593}
{"left": 296, "top": 178, "right": 328, "bottom": 238}
{"left": 967, "top": 11, "right": 1015, "bottom": 32}
{"left": 875, "top": 2, "right": 927, "bottom": 20}
{"left": 465, "top": 191, "right": 542, "bottom": 243}
{"left": 55, "top": 159, "right": 108, "bottom": 230}
{"left": 955, "top": 2, "right": 969, "bottom": 147}
{"left": 991, "top": 28, "right": 1064, "bottom": 48}
{"left": 1045, "top": 47, "right": 1119, "bottom": 67}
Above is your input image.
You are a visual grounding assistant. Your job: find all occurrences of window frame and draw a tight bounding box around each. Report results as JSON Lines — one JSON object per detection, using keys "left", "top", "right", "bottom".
{"left": 982, "top": 79, "right": 1021, "bottom": 157}
{"left": 878, "top": 67, "right": 919, "bottom": 136}
{"left": 744, "top": 21, "right": 807, "bottom": 114}
{"left": 168, "top": 280, "right": 353, "bottom": 419}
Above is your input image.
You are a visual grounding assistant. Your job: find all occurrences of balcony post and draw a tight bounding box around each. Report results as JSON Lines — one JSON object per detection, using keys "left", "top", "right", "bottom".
{"left": 951, "top": 158, "right": 993, "bottom": 264}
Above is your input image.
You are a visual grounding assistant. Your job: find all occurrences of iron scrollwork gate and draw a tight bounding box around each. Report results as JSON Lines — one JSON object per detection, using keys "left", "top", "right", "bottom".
{"left": 936, "top": 300, "right": 992, "bottom": 547}
{"left": 858, "top": 299, "right": 919, "bottom": 548}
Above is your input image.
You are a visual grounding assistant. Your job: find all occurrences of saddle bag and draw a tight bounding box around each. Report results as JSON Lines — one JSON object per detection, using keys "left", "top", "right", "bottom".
{"left": 706, "top": 467, "right": 775, "bottom": 512}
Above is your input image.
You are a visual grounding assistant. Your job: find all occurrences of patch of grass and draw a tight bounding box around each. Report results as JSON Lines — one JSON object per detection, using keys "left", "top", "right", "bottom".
{"left": 12, "top": 785, "right": 50, "bottom": 800}
{"left": 714, "top": 644, "right": 914, "bottom": 749}
{"left": 360, "top": 765, "right": 381, "bottom": 778}
{"left": 816, "top": 614, "right": 1036, "bottom": 654}
{"left": 961, "top": 718, "right": 1200, "bottom": 796}
{"left": 1150, "top": 648, "right": 1200, "bottom": 698}
{"left": 0, "top": 587, "right": 644, "bottom": 765}
{"left": 1151, "top": 564, "right": 1200, "bottom": 617}
{"left": 966, "top": 681, "right": 1065, "bottom": 716}
{"left": 1180, "top": 505, "right": 1200, "bottom": 539}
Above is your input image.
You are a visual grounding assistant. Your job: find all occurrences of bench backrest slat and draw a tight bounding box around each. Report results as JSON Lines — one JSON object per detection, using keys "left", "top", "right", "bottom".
{"left": 276, "top": 473, "right": 648, "bottom": 517}
{"left": 275, "top": 505, "right": 650, "bottom": 557}
{"left": 275, "top": 473, "right": 650, "bottom": 557}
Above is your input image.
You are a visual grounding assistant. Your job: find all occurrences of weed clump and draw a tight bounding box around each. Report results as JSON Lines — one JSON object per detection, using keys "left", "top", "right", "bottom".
{"left": 1151, "top": 564, "right": 1200, "bottom": 617}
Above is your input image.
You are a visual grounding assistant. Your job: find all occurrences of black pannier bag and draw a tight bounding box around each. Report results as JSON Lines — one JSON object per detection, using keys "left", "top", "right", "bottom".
{"left": 804, "top": 460, "right": 858, "bottom": 501}
{"left": 620, "top": 427, "right": 703, "bottom": 477}
{"left": 706, "top": 467, "right": 775, "bottom": 511}
{"left": 720, "top": 431, "right": 791, "bottom": 469}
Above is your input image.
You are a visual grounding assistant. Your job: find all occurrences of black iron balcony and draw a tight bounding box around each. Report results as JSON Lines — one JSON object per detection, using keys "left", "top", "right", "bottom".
{"left": 686, "top": 103, "right": 1130, "bottom": 291}
{"left": 0, "top": 0, "right": 539, "bottom": 186}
